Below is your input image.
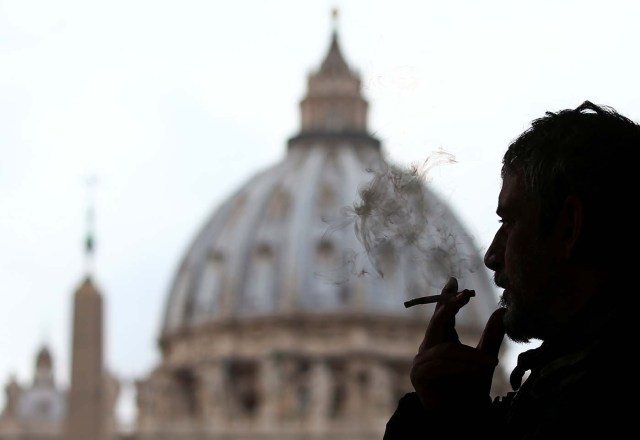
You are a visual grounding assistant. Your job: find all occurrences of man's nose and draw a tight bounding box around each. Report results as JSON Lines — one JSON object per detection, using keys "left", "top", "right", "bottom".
{"left": 484, "top": 235, "right": 501, "bottom": 270}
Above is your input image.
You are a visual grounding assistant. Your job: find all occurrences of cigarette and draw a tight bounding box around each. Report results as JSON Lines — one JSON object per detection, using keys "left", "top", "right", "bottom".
{"left": 404, "top": 294, "right": 445, "bottom": 308}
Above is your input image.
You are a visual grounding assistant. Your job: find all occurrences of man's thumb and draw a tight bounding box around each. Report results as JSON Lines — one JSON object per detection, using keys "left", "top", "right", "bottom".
{"left": 476, "top": 308, "right": 507, "bottom": 357}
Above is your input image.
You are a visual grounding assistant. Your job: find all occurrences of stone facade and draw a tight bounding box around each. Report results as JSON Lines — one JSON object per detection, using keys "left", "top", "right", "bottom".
{"left": 134, "top": 316, "right": 427, "bottom": 439}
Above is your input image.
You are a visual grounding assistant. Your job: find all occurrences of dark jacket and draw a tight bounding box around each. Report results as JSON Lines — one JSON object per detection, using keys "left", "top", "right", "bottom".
{"left": 383, "top": 302, "right": 633, "bottom": 439}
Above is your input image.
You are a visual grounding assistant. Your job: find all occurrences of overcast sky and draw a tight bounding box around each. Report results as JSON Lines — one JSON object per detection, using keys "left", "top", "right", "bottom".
{"left": 2, "top": 0, "right": 639, "bottom": 424}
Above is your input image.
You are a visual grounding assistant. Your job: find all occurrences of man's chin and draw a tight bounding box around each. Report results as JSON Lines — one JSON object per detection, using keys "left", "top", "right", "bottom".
{"left": 503, "top": 305, "right": 535, "bottom": 344}
{"left": 505, "top": 330, "right": 533, "bottom": 345}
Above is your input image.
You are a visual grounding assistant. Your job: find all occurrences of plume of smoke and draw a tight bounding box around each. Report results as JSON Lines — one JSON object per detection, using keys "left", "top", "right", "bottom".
{"left": 353, "top": 150, "right": 458, "bottom": 277}
{"left": 321, "top": 148, "right": 481, "bottom": 293}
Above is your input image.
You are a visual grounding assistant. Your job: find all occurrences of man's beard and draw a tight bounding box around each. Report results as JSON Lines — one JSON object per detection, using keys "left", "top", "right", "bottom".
{"left": 500, "top": 294, "right": 543, "bottom": 343}
{"left": 499, "top": 267, "right": 562, "bottom": 344}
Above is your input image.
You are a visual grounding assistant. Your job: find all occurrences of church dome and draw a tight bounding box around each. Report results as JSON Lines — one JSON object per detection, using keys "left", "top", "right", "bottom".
{"left": 136, "top": 24, "right": 508, "bottom": 439}
{"left": 159, "top": 30, "right": 497, "bottom": 340}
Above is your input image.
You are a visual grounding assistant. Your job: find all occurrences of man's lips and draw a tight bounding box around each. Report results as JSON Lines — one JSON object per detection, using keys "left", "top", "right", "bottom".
{"left": 494, "top": 273, "right": 508, "bottom": 290}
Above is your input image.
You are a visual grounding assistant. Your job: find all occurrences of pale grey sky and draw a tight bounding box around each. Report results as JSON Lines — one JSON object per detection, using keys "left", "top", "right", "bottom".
{"left": 2, "top": 0, "right": 639, "bottom": 423}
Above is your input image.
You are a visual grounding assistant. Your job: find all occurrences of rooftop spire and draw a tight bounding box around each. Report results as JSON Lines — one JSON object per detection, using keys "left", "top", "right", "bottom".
{"left": 287, "top": 10, "right": 379, "bottom": 151}
{"left": 84, "top": 175, "right": 97, "bottom": 277}
{"left": 319, "top": 10, "right": 349, "bottom": 75}
{"left": 331, "top": 6, "right": 339, "bottom": 35}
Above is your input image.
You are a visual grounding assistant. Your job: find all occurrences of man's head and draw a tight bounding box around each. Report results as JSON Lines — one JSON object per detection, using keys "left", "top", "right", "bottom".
{"left": 484, "top": 101, "right": 640, "bottom": 342}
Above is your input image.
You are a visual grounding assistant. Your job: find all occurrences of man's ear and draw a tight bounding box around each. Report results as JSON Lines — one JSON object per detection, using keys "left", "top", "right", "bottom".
{"left": 558, "top": 195, "right": 584, "bottom": 259}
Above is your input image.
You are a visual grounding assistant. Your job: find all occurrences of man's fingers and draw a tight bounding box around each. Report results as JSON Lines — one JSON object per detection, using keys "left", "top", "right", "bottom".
{"left": 440, "top": 277, "right": 458, "bottom": 299}
{"left": 420, "top": 281, "right": 475, "bottom": 350}
{"left": 476, "top": 307, "right": 507, "bottom": 357}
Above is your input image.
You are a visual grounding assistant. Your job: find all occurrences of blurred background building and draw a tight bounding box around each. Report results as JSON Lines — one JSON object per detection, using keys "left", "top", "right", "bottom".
{"left": 0, "top": 20, "right": 506, "bottom": 440}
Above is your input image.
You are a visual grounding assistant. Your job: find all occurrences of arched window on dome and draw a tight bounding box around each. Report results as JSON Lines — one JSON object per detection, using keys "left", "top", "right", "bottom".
{"left": 242, "top": 244, "right": 275, "bottom": 313}
{"left": 266, "top": 187, "right": 290, "bottom": 221}
{"left": 192, "top": 251, "right": 225, "bottom": 322}
{"left": 226, "top": 194, "right": 248, "bottom": 229}
{"left": 317, "top": 182, "right": 337, "bottom": 226}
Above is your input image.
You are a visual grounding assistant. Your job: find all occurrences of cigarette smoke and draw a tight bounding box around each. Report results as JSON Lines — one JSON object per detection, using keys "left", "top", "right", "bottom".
{"left": 323, "top": 149, "right": 481, "bottom": 287}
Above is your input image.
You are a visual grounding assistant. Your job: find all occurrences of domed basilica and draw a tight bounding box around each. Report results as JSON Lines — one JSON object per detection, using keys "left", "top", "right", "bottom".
{"left": 0, "top": 22, "right": 507, "bottom": 440}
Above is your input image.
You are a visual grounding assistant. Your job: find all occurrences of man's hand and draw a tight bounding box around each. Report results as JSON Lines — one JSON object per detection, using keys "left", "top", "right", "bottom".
{"left": 410, "top": 277, "right": 506, "bottom": 410}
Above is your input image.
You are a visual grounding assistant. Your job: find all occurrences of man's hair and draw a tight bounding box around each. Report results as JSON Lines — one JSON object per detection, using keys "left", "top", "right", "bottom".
{"left": 502, "top": 100, "right": 640, "bottom": 265}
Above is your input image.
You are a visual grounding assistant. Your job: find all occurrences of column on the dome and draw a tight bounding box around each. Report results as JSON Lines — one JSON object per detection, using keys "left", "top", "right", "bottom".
{"left": 157, "top": 373, "right": 176, "bottom": 422}
{"left": 258, "top": 354, "right": 279, "bottom": 429}
{"left": 367, "top": 360, "right": 393, "bottom": 417}
{"left": 135, "top": 371, "right": 172, "bottom": 429}
{"left": 309, "top": 357, "right": 331, "bottom": 432}
{"left": 344, "top": 357, "right": 368, "bottom": 425}
{"left": 278, "top": 355, "right": 300, "bottom": 420}
{"left": 197, "top": 361, "right": 227, "bottom": 430}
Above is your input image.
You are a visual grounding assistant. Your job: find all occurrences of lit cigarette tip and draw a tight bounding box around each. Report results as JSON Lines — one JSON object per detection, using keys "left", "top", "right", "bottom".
{"left": 404, "top": 294, "right": 443, "bottom": 308}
